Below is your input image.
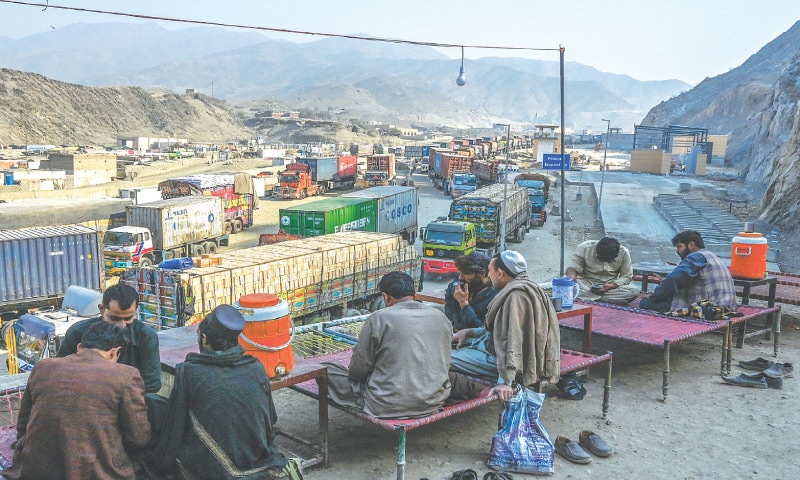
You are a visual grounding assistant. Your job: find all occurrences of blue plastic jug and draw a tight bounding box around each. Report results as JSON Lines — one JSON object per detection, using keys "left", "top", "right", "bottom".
{"left": 552, "top": 276, "right": 580, "bottom": 309}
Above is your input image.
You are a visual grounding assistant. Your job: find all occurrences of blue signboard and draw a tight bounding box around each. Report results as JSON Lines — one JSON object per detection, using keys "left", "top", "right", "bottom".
{"left": 543, "top": 153, "right": 571, "bottom": 171}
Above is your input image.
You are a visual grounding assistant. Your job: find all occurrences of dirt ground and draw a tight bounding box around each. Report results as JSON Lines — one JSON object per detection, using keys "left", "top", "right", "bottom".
{"left": 279, "top": 180, "right": 799, "bottom": 480}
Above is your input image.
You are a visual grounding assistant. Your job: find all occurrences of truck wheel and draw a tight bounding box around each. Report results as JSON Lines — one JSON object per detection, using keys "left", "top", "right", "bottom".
{"left": 224, "top": 222, "right": 233, "bottom": 235}
{"left": 369, "top": 296, "right": 386, "bottom": 312}
{"left": 203, "top": 242, "right": 218, "bottom": 254}
{"left": 407, "top": 229, "right": 417, "bottom": 245}
{"left": 232, "top": 219, "right": 243, "bottom": 234}
{"left": 192, "top": 245, "right": 206, "bottom": 257}
{"left": 300, "top": 190, "right": 307, "bottom": 199}
{"left": 138, "top": 257, "right": 153, "bottom": 268}
{"left": 0, "top": 320, "right": 15, "bottom": 350}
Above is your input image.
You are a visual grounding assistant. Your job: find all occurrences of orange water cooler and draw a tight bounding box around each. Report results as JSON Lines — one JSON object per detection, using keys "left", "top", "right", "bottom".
{"left": 729, "top": 228, "right": 768, "bottom": 280}
{"left": 233, "top": 293, "right": 295, "bottom": 378}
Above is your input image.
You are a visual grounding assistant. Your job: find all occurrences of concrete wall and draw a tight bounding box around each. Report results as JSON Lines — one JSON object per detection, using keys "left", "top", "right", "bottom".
{"left": 630, "top": 149, "right": 671, "bottom": 174}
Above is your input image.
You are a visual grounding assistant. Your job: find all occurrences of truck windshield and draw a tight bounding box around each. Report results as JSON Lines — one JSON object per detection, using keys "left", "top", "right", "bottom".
{"left": 424, "top": 229, "right": 463, "bottom": 246}
{"left": 530, "top": 193, "right": 546, "bottom": 205}
{"left": 103, "top": 231, "right": 133, "bottom": 246}
{"left": 453, "top": 175, "right": 476, "bottom": 186}
{"left": 280, "top": 174, "right": 299, "bottom": 183}
{"left": 365, "top": 173, "right": 386, "bottom": 181}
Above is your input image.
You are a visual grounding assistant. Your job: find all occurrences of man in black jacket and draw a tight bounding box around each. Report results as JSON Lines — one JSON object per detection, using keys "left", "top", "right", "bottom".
{"left": 56, "top": 283, "right": 161, "bottom": 393}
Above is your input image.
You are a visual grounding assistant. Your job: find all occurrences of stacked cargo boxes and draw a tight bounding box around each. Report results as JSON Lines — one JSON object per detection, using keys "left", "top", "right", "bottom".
{"left": 120, "top": 232, "right": 419, "bottom": 329}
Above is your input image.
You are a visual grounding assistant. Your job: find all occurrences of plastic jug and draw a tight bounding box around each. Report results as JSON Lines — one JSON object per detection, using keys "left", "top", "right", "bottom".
{"left": 552, "top": 276, "right": 580, "bottom": 309}
{"left": 730, "top": 231, "right": 768, "bottom": 280}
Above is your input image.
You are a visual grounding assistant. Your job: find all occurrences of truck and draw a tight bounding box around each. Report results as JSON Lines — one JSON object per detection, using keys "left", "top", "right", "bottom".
{"left": 363, "top": 154, "right": 396, "bottom": 187}
{"left": 1, "top": 226, "right": 105, "bottom": 326}
{"left": 472, "top": 160, "right": 501, "bottom": 184}
{"left": 274, "top": 186, "right": 418, "bottom": 244}
{"left": 103, "top": 196, "right": 229, "bottom": 275}
{"left": 273, "top": 156, "right": 359, "bottom": 199}
{"left": 420, "top": 184, "right": 531, "bottom": 275}
{"left": 120, "top": 232, "right": 421, "bottom": 328}
{"left": 159, "top": 173, "right": 256, "bottom": 234}
{"left": 450, "top": 172, "right": 478, "bottom": 198}
{"left": 430, "top": 149, "right": 472, "bottom": 192}
{"left": 514, "top": 173, "right": 551, "bottom": 227}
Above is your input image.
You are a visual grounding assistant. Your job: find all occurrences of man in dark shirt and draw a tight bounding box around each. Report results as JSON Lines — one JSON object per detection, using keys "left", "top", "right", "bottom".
{"left": 444, "top": 252, "right": 497, "bottom": 331}
{"left": 57, "top": 283, "right": 161, "bottom": 393}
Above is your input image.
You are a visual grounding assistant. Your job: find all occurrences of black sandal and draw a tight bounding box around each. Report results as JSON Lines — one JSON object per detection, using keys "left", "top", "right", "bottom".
{"left": 556, "top": 372, "right": 586, "bottom": 400}
{"left": 484, "top": 472, "right": 515, "bottom": 480}
{"left": 451, "top": 469, "right": 478, "bottom": 480}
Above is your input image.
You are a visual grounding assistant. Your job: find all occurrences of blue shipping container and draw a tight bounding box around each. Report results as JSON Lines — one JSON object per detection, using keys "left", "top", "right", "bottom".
{"left": 297, "top": 157, "right": 338, "bottom": 182}
{"left": 0, "top": 226, "right": 104, "bottom": 307}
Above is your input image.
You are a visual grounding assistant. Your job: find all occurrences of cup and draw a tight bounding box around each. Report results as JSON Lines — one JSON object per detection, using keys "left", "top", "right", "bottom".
{"left": 550, "top": 296, "right": 563, "bottom": 312}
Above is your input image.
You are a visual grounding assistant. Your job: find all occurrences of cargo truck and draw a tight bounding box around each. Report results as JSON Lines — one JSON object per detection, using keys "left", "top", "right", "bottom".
{"left": 103, "top": 196, "right": 229, "bottom": 275}
{"left": 429, "top": 149, "right": 472, "bottom": 192}
{"left": 420, "top": 184, "right": 531, "bottom": 275}
{"left": 159, "top": 173, "right": 256, "bottom": 235}
{"left": 514, "top": 173, "right": 551, "bottom": 228}
{"left": 0, "top": 226, "right": 105, "bottom": 324}
{"left": 120, "top": 232, "right": 421, "bottom": 328}
{"left": 275, "top": 186, "right": 418, "bottom": 244}
{"left": 272, "top": 156, "right": 359, "bottom": 199}
{"left": 363, "top": 154, "right": 396, "bottom": 187}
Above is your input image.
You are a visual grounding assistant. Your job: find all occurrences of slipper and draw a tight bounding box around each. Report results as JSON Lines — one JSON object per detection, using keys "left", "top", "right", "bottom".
{"left": 579, "top": 430, "right": 614, "bottom": 457}
{"left": 556, "top": 372, "right": 586, "bottom": 400}
{"left": 554, "top": 435, "right": 592, "bottom": 464}
{"left": 451, "top": 469, "right": 478, "bottom": 480}
{"left": 483, "top": 472, "right": 514, "bottom": 480}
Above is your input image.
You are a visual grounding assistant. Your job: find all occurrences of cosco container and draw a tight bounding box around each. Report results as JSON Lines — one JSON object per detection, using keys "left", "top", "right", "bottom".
{"left": 1, "top": 226, "right": 104, "bottom": 311}
{"left": 126, "top": 197, "right": 225, "bottom": 251}
{"left": 279, "top": 198, "right": 377, "bottom": 237}
{"left": 343, "top": 186, "right": 419, "bottom": 243}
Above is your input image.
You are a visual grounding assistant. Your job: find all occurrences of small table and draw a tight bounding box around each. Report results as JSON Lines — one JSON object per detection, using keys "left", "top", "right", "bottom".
{"left": 632, "top": 262, "right": 676, "bottom": 293}
{"left": 157, "top": 324, "right": 329, "bottom": 468}
{"left": 733, "top": 276, "right": 779, "bottom": 351}
{"left": 557, "top": 304, "right": 594, "bottom": 353}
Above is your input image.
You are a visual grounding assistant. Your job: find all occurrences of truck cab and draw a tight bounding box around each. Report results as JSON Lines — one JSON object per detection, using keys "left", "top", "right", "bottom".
{"left": 450, "top": 172, "right": 477, "bottom": 197}
{"left": 103, "top": 226, "right": 155, "bottom": 274}
{"left": 274, "top": 163, "right": 323, "bottom": 199}
{"left": 420, "top": 220, "right": 476, "bottom": 275}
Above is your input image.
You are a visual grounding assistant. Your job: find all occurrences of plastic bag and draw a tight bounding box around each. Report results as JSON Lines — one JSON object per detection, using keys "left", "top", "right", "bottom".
{"left": 487, "top": 386, "right": 554, "bottom": 475}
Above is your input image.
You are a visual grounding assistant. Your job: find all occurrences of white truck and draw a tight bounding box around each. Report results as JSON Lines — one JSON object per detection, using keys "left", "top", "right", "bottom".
{"left": 103, "top": 196, "right": 229, "bottom": 275}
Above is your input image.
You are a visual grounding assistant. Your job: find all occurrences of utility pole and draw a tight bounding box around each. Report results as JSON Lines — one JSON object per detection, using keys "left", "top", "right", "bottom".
{"left": 597, "top": 119, "right": 611, "bottom": 222}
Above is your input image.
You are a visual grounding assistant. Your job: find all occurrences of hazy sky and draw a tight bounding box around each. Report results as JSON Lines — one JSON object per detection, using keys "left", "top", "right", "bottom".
{"left": 2, "top": 0, "right": 799, "bottom": 85}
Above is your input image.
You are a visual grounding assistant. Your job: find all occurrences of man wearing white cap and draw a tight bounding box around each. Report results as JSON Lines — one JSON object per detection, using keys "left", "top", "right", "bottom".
{"left": 452, "top": 250, "right": 561, "bottom": 401}
{"left": 142, "top": 305, "right": 301, "bottom": 480}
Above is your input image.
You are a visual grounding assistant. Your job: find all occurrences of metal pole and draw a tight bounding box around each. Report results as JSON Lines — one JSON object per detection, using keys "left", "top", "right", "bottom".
{"left": 597, "top": 119, "right": 611, "bottom": 221}
{"left": 500, "top": 124, "right": 510, "bottom": 252}
{"left": 559, "top": 47, "right": 566, "bottom": 275}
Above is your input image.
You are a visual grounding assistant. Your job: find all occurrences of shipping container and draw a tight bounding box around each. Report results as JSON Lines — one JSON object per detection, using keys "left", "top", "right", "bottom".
{"left": 342, "top": 186, "right": 418, "bottom": 243}
{"left": 296, "top": 156, "right": 359, "bottom": 182}
{"left": 1, "top": 226, "right": 104, "bottom": 312}
{"left": 125, "top": 197, "right": 225, "bottom": 251}
{"left": 279, "top": 198, "right": 377, "bottom": 237}
{"left": 158, "top": 173, "right": 256, "bottom": 231}
{"left": 120, "top": 232, "right": 420, "bottom": 327}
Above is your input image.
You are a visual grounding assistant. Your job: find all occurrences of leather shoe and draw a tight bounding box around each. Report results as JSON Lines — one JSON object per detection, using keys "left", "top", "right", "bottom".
{"left": 762, "top": 362, "right": 793, "bottom": 379}
{"left": 721, "top": 374, "right": 767, "bottom": 388}
{"left": 579, "top": 430, "right": 614, "bottom": 457}
{"left": 738, "top": 357, "right": 775, "bottom": 371}
{"left": 741, "top": 372, "right": 783, "bottom": 389}
{"left": 555, "top": 436, "right": 592, "bottom": 464}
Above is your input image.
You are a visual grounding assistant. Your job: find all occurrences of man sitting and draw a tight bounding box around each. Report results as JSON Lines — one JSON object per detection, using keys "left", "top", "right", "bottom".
{"left": 444, "top": 252, "right": 497, "bottom": 331}
{"left": 640, "top": 230, "right": 736, "bottom": 313}
{"left": 565, "top": 237, "right": 640, "bottom": 305}
{"left": 144, "top": 305, "right": 294, "bottom": 480}
{"left": 5, "top": 322, "right": 150, "bottom": 480}
{"left": 325, "top": 271, "right": 481, "bottom": 419}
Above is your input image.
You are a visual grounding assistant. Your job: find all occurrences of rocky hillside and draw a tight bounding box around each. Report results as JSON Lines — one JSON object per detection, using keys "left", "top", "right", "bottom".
{"left": 0, "top": 68, "right": 252, "bottom": 145}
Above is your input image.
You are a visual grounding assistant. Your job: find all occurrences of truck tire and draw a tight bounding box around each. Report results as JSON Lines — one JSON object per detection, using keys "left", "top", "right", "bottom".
{"left": 138, "top": 257, "right": 153, "bottom": 268}
{"left": 192, "top": 244, "right": 206, "bottom": 257}
{"left": 203, "top": 242, "right": 218, "bottom": 254}
{"left": 0, "top": 320, "right": 16, "bottom": 350}
{"left": 224, "top": 222, "right": 233, "bottom": 235}
{"left": 369, "top": 296, "right": 386, "bottom": 312}
{"left": 232, "top": 219, "right": 243, "bottom": 234}
{"left": 318, "top": 186, "right": 326, "bottom": 195}
{"left": 300, "top": 190, "right": 307, "bottom": 199}
{"left": 407, "top": 229, "right": 417, "bottom": 245}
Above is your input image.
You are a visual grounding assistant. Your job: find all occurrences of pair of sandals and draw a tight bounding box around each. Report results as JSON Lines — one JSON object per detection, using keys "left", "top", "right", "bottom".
{"left": 556, "top": 372, "right": 586, "bottom": 400}
{"left": 450, "top": 469, "right": 513, "bottom": 480}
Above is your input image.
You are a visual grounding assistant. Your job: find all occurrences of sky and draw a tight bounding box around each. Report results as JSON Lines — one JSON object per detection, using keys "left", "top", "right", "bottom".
{"left": 1, "top": 0, "right": 799, "bottom": 85}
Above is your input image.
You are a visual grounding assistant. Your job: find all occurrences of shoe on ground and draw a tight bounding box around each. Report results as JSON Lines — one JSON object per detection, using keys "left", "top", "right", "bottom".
{"left": 762, "top": 362, "right": 794, "bottom": 379}
{"left": 738, "top": 357, "right": 775, "bottom": 371}
{"left": 555, "top": 435, "right": 592, "bottom": 464}
{"left": 741, "top": 372, "right": 783, "bottom": 389}
{"left": 579, "top": 430, "right": 614, "bottom": 457}
{"left": 721, "top": 374, "right": 767, "bottom": 388}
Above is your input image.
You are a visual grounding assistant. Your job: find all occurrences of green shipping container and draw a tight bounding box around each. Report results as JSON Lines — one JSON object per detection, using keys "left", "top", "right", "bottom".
{"left": 279, "top": 198, "right": 377, "bottom": 237}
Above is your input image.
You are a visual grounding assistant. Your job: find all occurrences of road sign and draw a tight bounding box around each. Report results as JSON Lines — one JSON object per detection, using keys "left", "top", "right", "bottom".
{"left": 543, "top": 153, "right": 571, "bottom": 171}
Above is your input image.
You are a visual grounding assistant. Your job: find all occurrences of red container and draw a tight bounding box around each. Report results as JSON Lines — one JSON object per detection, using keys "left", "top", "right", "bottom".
{"left": 234, "top": 293, "right": 294, "bottom": 378}
{"left": 729, "top": 232, "right": 768, "bottom": 280}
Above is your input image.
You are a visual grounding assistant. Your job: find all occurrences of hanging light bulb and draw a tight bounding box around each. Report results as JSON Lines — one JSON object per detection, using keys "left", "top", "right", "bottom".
{"left": 456, "top": 46, "right": 466, "bottom": 86}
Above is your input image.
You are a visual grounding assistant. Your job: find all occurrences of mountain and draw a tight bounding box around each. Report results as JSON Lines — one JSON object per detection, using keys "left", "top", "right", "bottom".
{"left": 0, "top": 22, "right": 689, "bottom": 131}
{"left": 640, "top": 20, "right": 800, "bottom": 234}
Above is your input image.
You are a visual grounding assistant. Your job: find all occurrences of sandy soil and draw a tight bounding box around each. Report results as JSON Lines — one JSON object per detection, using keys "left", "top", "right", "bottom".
{"left": 275, "top": 180, "right": 800, "bottom": 480}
